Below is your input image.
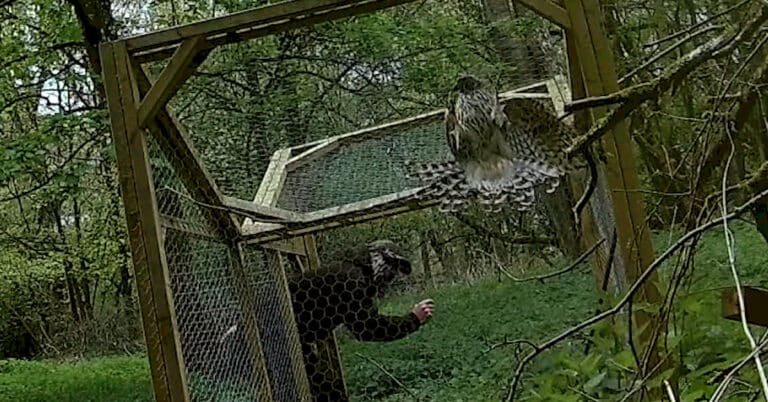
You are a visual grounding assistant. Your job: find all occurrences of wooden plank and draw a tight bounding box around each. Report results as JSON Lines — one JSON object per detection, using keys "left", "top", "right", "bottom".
{"left": 566, "top": 0, "right": 660, "bottom": 296}
{"left": 286, "top": 139, "right": 338, "bottom": 172}
{"left": 506, "top": 79, "right": 550, "bottom": 93}
{"left": 262, "top": 237, "right": 308, "bottom": 256}
{"left": 222, "top": 195, "right": 299, "bottom": 221}
{"left": 565, "top": 0, "right": 667, "bottom": 395}
{"left": 722, "top": 287, "right": 768, "bottom": 327}
{"left": 267, "top": 251, "right": 313, "bottom": 401}
{"left": 127, "top": 0, "right": 355, "bottom": 53}
{"left": 243, "top": 145, "right": 312, "bottom": 400}
{"left": 137, "top": 36, "right": 209, "bottom": 128}
{"left": 132, "top": 66, "right": 248, "bottom": 239}
{"left": 515, "top": 0, "right": 571, "bottom": 29}
{"left": 262, "top": 149, "right": 291, "bottom": 207}
{"left": 562, "top": 38, "right": 615, "bottom": 291}
{"left": 545, "top": 75, "right": 569, "bottom": 119}
{"left": 288, "top": 108, "right": 445, "bottom": 154}
{"left": 253, "top": 149, "right": 292, "bottom": 207}
{"left": 242, "top": 189, "right": 439, "bottom": 244}
{"left": 101, "top": 41, "right": 190, "bottom": 402}
{"left": 130, "top": 0, "right": 422, "bottom": 63}
{"left": 229, "top": 245, "right": 276, "bottom": 401}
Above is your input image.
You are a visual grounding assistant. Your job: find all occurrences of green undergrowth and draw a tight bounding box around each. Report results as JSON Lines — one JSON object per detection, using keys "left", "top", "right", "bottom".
{"left": 338, "top": 272, "right": 596, "bottom": 401}
{"left": 1, "top": 222, "right": 766, "bottom": 401}
{"left": 0, "top": 355, "right": 152, "bottom": 402}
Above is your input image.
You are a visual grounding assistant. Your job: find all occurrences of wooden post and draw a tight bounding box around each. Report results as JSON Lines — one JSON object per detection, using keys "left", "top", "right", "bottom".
{"left": 563, "top": 0, "right": 666, "bottom": 396}
{"left": 250, "top": 149, "right": 313, "bottom": 402}
{"left": 722, "top": 287, "right": 768, "bottom": 327}
{"left": 562, "top": 36, "right": 627, "bottom": 293}
{"left": 100, "top": 41, "right": 189, "bottom": 402}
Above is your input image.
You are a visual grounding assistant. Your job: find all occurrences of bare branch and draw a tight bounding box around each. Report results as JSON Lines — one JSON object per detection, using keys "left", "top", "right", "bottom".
{"left": 493, "top": 237, "right": 605, "bottom": 283}
{"left": 563, "top": 5, "right": 768, "bottom": 157}
{"left": 354, "top": 353, "right": 422, "bottom": 401}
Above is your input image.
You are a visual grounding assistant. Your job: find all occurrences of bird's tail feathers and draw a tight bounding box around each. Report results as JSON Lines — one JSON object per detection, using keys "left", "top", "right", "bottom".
{"left": 405, "top": 160, "right": 553, "bottom": 212}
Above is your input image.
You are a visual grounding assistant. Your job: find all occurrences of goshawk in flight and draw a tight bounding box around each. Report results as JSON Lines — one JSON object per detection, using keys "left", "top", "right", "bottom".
{"left": 406, "top": 75, "right": 585, "bottom": 212}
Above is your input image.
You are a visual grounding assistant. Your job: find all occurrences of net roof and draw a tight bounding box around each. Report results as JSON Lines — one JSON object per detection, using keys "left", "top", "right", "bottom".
{"left": 158, "top": 0, "right": 566, "bottom": 212}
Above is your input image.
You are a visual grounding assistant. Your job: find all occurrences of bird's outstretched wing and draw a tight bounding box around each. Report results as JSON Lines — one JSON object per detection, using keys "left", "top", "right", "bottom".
{"left": 405, "top": 77, "right": 588, "bottom": 214}
{"left": 502, "top": 99, "right": 586, "bottom": 173}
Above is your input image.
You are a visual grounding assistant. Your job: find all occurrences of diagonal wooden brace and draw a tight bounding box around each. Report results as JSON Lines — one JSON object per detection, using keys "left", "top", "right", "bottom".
{"left": 137, "top": 36, "right": 209, "bottom": 129}
{"left": 514, "top": 0, "right": 571, "bottom": 29}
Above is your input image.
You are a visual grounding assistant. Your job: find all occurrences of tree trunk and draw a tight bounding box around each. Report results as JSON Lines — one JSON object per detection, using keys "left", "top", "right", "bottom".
{"left": 53, "top": 206, "right": 82, "bottom": 323}
{"left": 420, "top": 231, "right": 434, "bottom": 287}
{"left": 72, "top": 197, "right": 94, "bottom": 320}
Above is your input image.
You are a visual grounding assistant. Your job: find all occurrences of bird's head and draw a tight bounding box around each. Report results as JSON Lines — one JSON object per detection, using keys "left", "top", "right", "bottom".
{"left": 452, "top": 74, "right": 485, "bottom": 93}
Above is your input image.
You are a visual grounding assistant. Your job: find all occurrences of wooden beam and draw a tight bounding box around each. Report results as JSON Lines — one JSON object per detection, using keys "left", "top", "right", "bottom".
{"left": 286, "top": 139, "right": 338, "bottom": 172}
{"left": 132, "top": 65, "right": 257, "bottom": 239}
{"left": 261, "top": 250, "right": 313, "bottom": 400}
{"left": 564, "top": 0, "right": 660, "bottom": 297}
{"left": 137, "top": 36, "right": 209, "bottom": 128}
{"left": 564, "top": 0, "right": 667, "bottom": 396}
{"left": 244, "top": 148, "right": 292, "bottom": 232}
{"left": 242, "top": 189, "right": 438, "bottom": 244}
{"left": 514, "top": 0, "right": 571, "bottom": 29}
{"left": 228, "top": 245, "right": 275, "bottom": 401}
{"left": 129, "top": 0, "right": 422, "bottom": 63}
{"left": 261, "top": 237, "right": 308, "bottom": 255}
{"left": 722, "top": 287, "right": 768, "bottom": 327}
{"left": 100, "top": 41, "right": 190, "bottom": 402}
{"left": 545, "top": 75, "right": 569, "bottom": 119}
{"left": 222, "top": 195, "right": 300, "bottom": 222}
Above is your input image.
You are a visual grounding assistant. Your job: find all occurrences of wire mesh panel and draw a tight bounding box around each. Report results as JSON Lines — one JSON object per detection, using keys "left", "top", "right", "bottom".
{"left": 241, "top": 246, "right": 309, "bottom": 402}
{"left": 129, "top": 1, "right": 571, "bottom": 401}
{"left": 148, "top": 137, "right": 281, "bottom": 401}
{"left": 277, "top": 122, "right": 450, "bottom": 212}
{"left": 166, "top": 0, "right": 565, "bottom": 205}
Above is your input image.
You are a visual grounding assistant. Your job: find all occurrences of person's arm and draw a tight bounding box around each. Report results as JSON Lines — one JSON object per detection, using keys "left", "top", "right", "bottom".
{"left": 344, "top": 299, "right": 434, "bottom": 342}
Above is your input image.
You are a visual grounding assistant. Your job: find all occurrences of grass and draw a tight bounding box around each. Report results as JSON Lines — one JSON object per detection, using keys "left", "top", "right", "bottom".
{"left": 338, "top": 272, "right": 596, "bottom": 401}
{"left": 0, "top": 273, "right": 595, "bottom": 402}
{"left": 1, "top": 222, "right": 766, "bottom": 401}
{"left": 0, "top": 355, "right": 152, "bottom": 402}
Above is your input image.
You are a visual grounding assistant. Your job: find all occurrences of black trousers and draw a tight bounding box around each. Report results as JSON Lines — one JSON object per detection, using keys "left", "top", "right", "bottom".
{"left": 302, "top": 342, "right": 348, "bottom": 402}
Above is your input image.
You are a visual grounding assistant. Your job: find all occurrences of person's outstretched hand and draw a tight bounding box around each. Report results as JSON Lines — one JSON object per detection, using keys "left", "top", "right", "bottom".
{"left": 412, "top": 299, "right": 435, "bottom": 323}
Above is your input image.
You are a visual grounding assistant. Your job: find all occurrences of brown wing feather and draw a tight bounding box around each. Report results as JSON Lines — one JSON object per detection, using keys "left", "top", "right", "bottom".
{"left": 502, "top": 99, "right": 586, "bottom": 171}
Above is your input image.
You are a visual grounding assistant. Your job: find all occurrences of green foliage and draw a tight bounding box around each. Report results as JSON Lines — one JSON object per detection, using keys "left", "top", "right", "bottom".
{"left": 338, "top": 271, "right": 597, "bottom": 401}
{"left": 2, "top": 0, "right": 768, "bottom": 400}
{"left": 0, "top": 355, "right": 152, "bottom": 402}
{"left": 523, "top": 222, "right": 768, "bottom": 401}
{"left": 2, "top": 222, "right": 767, "bottom": 401}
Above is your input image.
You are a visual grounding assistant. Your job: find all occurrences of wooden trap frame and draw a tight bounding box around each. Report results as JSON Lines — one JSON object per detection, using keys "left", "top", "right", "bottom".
{"left": 99, "top": 0, "right": 662, "bottom": 401}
